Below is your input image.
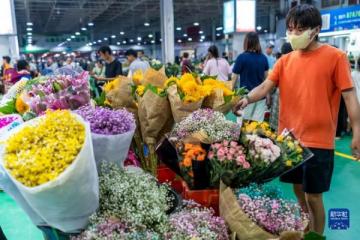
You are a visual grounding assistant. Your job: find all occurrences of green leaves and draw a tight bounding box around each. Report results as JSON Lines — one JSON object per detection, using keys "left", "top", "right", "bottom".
{"left": 94, "top": 91, "right": 106, "bottom": 106}
{"left": 0, "top": 98, "right": 17, "bottom": 114}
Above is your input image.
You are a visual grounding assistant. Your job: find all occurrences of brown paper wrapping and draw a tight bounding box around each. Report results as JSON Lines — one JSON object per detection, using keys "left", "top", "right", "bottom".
{"left": 203, "top": 89, "right": 241, "bottom": 115}
{"left": 167, "top": 84, "right": 203, "bottom": 123}
{"left": 106, "top": 76, "right": 137, "bottom": 112}
{"left": 143, "top": 67, "right": 167, "bottom": 88}
{"left": 219, "top": 182, "right": 276, "bottom": 240}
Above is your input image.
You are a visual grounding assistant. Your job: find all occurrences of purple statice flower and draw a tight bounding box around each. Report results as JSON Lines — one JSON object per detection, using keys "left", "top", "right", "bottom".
{"left": 171, "top": 108, "right": 240, "bottom": 142}
{"left": 75, "top": 105, "right": 135, "bottom": 135}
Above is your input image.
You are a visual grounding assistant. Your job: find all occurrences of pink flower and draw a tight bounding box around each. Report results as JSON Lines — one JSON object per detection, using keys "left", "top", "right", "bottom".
{"left": 214, "top": 143, "right": 222, "bottom": 149}
{"left": 217, "top": 149, "right": 225, "bottom": 158}
{"left": 218, "top": 154, "right": 226, "bottom": 162}
{"left": 243, "top": 161, "right": 251, "bottom": 169}
{"left": 229, "top": 148, "right": 236, "bottom": 155}
{"left": 236, "top": 155, "right": 245, "bottom": 164}
{"left": 226, "top": 153, "right": 233, "bottom": 160}
{"left": 208, "top": 151, "right": 214, "bottom": 159}
{"left": 222, "top": 140, "right": 229, "bottom": 147}
{"left": 230, "top": 141, "right": 238, "bottom": 147}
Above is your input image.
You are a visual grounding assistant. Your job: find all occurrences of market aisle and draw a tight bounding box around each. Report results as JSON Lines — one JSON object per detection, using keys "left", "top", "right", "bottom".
{"left": 0, "top": 137, "right": 359, "bottom": 240}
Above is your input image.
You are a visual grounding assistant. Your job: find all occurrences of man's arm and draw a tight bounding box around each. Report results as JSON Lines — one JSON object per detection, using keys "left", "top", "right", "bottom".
{"left": 342, "top": 89, "right": 360, "bottom": 158}
{"left": 233, "top": 79, "right": 276, "bottom": 115}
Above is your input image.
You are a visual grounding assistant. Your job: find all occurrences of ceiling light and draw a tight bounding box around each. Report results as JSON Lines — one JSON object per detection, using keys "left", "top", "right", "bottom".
{"left": 201, "top": 35, "right": 205, "bottom": 39}
{"left": 200, "top": 39, "right": 204, "bottom": 42}
{"left": 177, "top": 39, "right": 182, "bottom": 43}
{"left": 256, "top": 26, "right": 262, "bottom": 31}
{"left": 216, "top": 27, "right": 223, "bottom": 31}
{"left": 88, "top": 22, "right": 94, "bottom": 26}
{"left": 89, "top": 43, "right": 93, "bottom": 46}
{"left": 98, "top": 40, "right": 102, "bottom": 43}
{"left": 160, "top": 38, "right": 162, "bottom": 42}
{"left": 151, "top": 40, "right": 155, "bottom": 44}
{"left": 176, "top": 27, "right": 182, "bottom": 31}
{"left": 111, "top": 35, "right": 116, "bottom": 38}
{"left": 75, "top": 32, "right": 80, "bottom": 35}
{"left": 123, "top": 40, "right": 127, "bottom": 44}
{"left": 137, "top": 43, "right": 141, "bottom": 46}
{"left": 67, "top": 38, "right": 71, "bottom": 41}
{"left": 193, "top": 22, "right": 199, "bottom": 26}
{"left": 144, "top": 22, "right": 150, "bottom": 27}
{"left": 71, "top": 35, "right": 75, "bottom": 38}
{"left": 27, "top": 32, "right": 32, "bottom": 36}
{"left": 199, "top": 31, "right": 203, "bottom": 34}
{"left": 120, "top": 31, "right": 125, "bottom": 35}
{"left": 264, "top": 29, "right": 268, "bottom": 33}
{"left": 62, "top": 51, "right": 66, "bottom": 54}
{"left": 216, "top": 33, "right": 221, "bottom": 37}
{"left": 183, "top": 33, "right": 188, "bottom": 37}
{"left": 93, "top": 41, "right": 96, "bottom": 44}
{"left": 188, "top": 37, "right": 192, "bottom": 41}
{"left": 148, "top": 34, "right": 153, "bottom": 38}
{"left": 104, "top": 37, "right": 108, "bottom": 40}
{"left": 81, "top": 27, "right": 87, "bottom": 31}
{"left": 26, "top": 28, "right": 32, "bottom": 31}
{"left": 130, "top": 39, "right": 134, "bottom": 43}
{"left": 26, "top": 22, "right": 33, "bottom": 26}
{"left": 137, "top": 37, "right": 142, "bottom": 41}
{"left": 117, "top": 42, "right": 121, "bottom": 45}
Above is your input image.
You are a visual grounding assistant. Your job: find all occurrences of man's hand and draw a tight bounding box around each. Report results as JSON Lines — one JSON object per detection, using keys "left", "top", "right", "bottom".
{"left": 351, "top": 128, "right": 360, "bottom": 159}
{"left": 233, "top": 97, "right": 249, "bottom": 116}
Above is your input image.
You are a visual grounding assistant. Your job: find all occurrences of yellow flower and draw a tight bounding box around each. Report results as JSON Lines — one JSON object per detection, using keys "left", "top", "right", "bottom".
{"left": 15, "top": 95, "right": 29, "bottom": 114}
{"left": 285, "top": 160, "right": 293, "bottom": 167}
{"left": 287, "top": 142, "right": 295, "bottom": 149}
{"left": 4, "top": 110, "right": 85, "bottom": 187}
{"left": 179, "top": 73, "right": 196, "bottom": 86}
{"left": 276, "top": 135, "right": 284, "bottom": 142}
{"left": 103, "top": 78, "right": 120, "bottom": 93}
{"left": 296, "top": 147, "right": 303, "bottom": 154}
{"left": 132, "top": 69, "right": 144, "bottom": 85}
{"left": 164, "top": 77, "right": 179, "bottom": 87}
{"left": 157, "top": 87, "right": 165, "bottom": 95}
{"left": 184, "top": 95, "right": 198, "bottom": 103}
{"left": 136, "top": 85, "right": 146, "bottom": 97}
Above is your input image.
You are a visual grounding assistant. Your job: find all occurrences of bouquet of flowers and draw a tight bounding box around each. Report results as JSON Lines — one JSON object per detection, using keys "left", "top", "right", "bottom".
{"left": 0, "top": 110, "right": 98, "bottom": 232}
{"left": 170, "top": 109, "right": 240, "bottom": 144}
{"left": 236, "top": 184, "right": 307, "bottom": 235}
{"left": 208, "top": 140, "right": 251, "bottom": 188}
{"left": 24, "top": 71, "right": 90, "bottom": 115}
{"left": 104, "top": 76, "right": 137, "bottom": 112}
{"left": 164, "top": 201, "right": 229, "bottom": 240}
{"left": 165, "top": 73, "right": 211, "bottom": 122}
{"left": 178, "top": 143, "right": 208, "bottom": 189}
{"left": 150, "top": 59, "right": 164, "bottom": 71}
{"left": 202, "top": 78, "right": 247, "bottom": 114}
{"left": 92, "top": 163, "right": 171, "bottom": 234}
{"left": 165, "top": 63, "right": 181, "bottom": 78}
{"left": 75, "top": 105, "right": 136, "bottom": 169}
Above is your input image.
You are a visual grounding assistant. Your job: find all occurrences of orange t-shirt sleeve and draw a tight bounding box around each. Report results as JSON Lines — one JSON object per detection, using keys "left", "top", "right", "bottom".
{"left": 334, "top": 53, "right": 353, "bottom": 91}
{"left": 268, "top": 57, "right": 283, "bottom": 85}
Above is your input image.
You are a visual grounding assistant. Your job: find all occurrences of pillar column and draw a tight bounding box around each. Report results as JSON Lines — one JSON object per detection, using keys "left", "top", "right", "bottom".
{"left": 160, "top": 0, "right": 175, "bottom": 63}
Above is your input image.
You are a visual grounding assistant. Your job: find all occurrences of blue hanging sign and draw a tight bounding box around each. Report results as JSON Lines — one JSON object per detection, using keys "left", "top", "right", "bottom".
{"left": 321, "top": 5, "right": 360, "bottom": 33}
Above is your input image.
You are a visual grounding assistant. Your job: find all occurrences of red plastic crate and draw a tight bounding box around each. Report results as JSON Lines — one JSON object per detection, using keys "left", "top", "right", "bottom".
{"left": 181, "top": 181, "right": 219, "bottom": 216}
{"left": 157, "top": 166, "right": 184, "bottom": 194}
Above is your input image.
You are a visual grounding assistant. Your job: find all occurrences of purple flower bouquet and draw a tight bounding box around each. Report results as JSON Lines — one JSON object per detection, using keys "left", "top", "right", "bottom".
{"left": 76, "top": 105, "right": 136, "bottom": 169}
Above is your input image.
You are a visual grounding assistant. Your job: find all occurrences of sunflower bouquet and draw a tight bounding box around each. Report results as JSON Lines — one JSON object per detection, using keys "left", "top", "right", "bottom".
{"left": 202, "top": 78, "right": 247, "bottom": 114}
{"left": 165, "top": 73, "right": 211, "bottom": 123}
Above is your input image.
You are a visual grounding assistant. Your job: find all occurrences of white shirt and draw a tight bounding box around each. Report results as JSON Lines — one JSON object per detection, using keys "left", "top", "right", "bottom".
{"left": 129, "top": 58, "right": 150, "bottom": 74}
{"left": 352, "top": 70, "right": 360, "bottom": 103}
{"left": 203, "top": 58, "right": 232, "bottom": 81}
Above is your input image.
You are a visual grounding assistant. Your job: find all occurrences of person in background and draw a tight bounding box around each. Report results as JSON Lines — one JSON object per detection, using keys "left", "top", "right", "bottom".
{"left": 222, "top": 52, "right": 229, "bottom": 61}
{"left": 231, "top": 32, "right": 269, "bottom": 121}
{"left": 92, "top": 60, "right": 106, "bottom": 78}
{"left": 1, "top": 56, "right": 13, "bottom": 94}
{"left": 203, "top": 45, "right": 232, "bottom": 81}
{"left": 352, "top": 58, "right": 360, "bottom": 103}
{"left": 181, "top": 52, "right": 194, "bottom": 74}
{"left": 269, "top": 42, "right": 293, "bottom": 131}
{"left": 175, "top": 56, "right": 181, "bottom": 65}
{"left": 64, "top": 57, "right": 75, "bottom": 68}
{"left": 125, "top": 49, "right": 150, "bottom": 74}
{"left": 265, "top": 43, "right": 276, "bottom": 69}
{"left": 45, "top": 57, "right": 58, "bottom": 73}
{"left": 15, "top": 60, "right": 32, "bottom": 82}
{"left": 137, "top": 50, "right": 149, "bottom": 62}
{"left": 234, "top": 5, "right": 360, "bottom": 235}
{"left": 96, "top": 45, "right": 122, "bottom": 82}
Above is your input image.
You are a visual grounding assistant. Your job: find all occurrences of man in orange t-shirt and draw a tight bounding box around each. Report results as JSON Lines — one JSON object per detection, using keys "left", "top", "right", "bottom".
{"left": 234, "top": 4, "right": 360, "bottom": 236}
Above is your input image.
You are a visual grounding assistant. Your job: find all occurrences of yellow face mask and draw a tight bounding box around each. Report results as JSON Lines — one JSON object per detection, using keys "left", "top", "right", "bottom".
{"left": 286, "top": 29, "right": 316, "bottom": 50}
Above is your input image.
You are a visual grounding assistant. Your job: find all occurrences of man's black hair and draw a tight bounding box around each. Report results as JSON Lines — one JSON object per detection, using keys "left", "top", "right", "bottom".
{"left": 183, "top": 52, "right": 189, "bottom": 58}
{"left": 125, "top": 49, "right": 138, "bottom": 58}
{"left": 281, "top": 42, "right": 293, "bottom": 55}
{"left": 286, "top": 4, "right": 322, "bottom": 30}
{"left": 17, "top": 59, "right": 29, "bottom": 71}
{"left": 2, "top": 56, "right": 11, "bottom": 64}
{"left": 138, "top": 50, "right": 145, "bottom": 54}
{"left": 98, "top": 45, "right": 112, "bottom": 55}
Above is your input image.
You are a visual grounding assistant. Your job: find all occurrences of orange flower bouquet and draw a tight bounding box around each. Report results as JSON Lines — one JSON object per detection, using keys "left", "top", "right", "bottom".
{"left": 179, "top": 143, "right": 209, "bottom": 189}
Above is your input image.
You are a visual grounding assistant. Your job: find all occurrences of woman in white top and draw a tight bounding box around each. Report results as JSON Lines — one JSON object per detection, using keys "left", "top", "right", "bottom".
{"left": 203, "top": 45, "right": 232, "bottom": 81}
{"left": 352, "top": 59, "right": 360, "bottom": 103}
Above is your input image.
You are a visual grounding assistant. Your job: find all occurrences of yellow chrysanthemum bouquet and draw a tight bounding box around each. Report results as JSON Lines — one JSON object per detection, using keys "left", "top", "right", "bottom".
{"left": 0, "top": 110, "right": 98, "bottom": 232}
{"left": 104, "top": 76, "right": 137, "bottom": 111}
{"left": 131, "top": 67, "right": 173, "bottom": 174}
{"left": 202, "top": 77, "right": 247, "bottom": 114}
{"left": 165, "top": 73, "right": 211, "bottom": 123}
